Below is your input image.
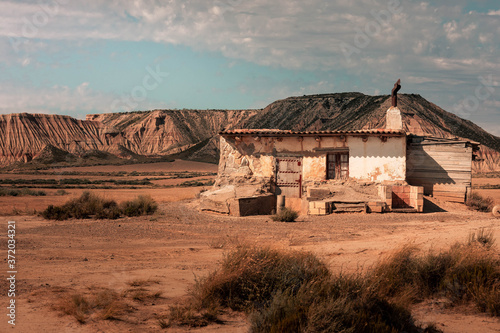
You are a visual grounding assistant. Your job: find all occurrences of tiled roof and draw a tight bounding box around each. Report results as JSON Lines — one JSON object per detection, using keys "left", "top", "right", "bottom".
{"left": 220, "top": 129, "right": 406, "bottom": 136}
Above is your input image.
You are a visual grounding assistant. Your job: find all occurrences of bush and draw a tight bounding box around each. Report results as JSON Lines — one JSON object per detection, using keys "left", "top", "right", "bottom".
{"left": 251, "top": 276, "right": 424, "bottom": 333}
{"left": 466, "top": 192, "right": 494, "bottom": 212}
{"left": 55, "top": 189, "right": 68, "bottom": 196}
{"left": 41, "top": 204, "right": 71, "bottom": 220}
{"left": 120, "top": 195, "right": 158, "bottom": 217}
{"left": 40, "top": 192, "right": 157, "bottom": 220}
{"left": 370, "top": 238, "right": 500, "bottom": 316}
{"left": 194, "top": 246, "right": 330, "bottom": 312}
{"left": 184, "top": 246, "right": 436, "bottom": 332}
{"left": 169, "top": 236, "right": 500, "bottom": 331}
{"left": 0, "top": 188, "right": 46, "bottom": 197}
{"left": 468, "top": 228, "right": 495, "bottom": 248}
{"left": 272, "top": 208, "right": 299, "bottom": 222}
{"left": 55, "top": 289, "right": 129, "bottom": 323}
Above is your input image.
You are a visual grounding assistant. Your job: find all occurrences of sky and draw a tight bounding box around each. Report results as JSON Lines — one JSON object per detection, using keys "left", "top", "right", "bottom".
{"left": 1, "top": 0, "right": 499, "bottom": 135}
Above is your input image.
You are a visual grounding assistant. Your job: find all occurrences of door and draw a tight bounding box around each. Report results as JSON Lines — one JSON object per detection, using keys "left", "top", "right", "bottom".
{"left": 276, "top": 157, "right": 303, "bottom": 198}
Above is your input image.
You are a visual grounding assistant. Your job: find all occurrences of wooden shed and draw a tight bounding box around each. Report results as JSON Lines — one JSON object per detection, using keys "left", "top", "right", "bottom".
{"left": 406, "top": 136, "right": 479, "bottom": 203}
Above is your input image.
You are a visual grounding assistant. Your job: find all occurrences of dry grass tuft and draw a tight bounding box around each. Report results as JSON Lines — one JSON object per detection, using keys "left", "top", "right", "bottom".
{"left": 179, "top": 245, "right": 437, "bottom": 332}
{"left": 370, "top": 236, "right": 500, "bottom": 316}
{"left": 271, "top": 207, "right": 299, "bottom": 222}
{"left": 468, "top": 228, "right": 495, "bottom": 248}
{"left": 166, "top": 304, "right": 221, "bottom": 328}
{"left": 466, "top": 192, "right": 494, "bottom": 212}
{"left": 120, "top": 195, "right": 158, "bottom": 217}
{"left": 168, "top": 236, "right": 500, "bottom": 331}
{"left": 194, "top": 246, "right": 329, "bottom": 312}
{"left": 55, "top": 289, "right": 129, "bottom": 323}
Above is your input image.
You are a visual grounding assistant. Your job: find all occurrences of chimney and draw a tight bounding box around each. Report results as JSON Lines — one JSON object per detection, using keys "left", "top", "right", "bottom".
{"left": 386, "top": 79, "right": 403, "bottom": 130}
{"left": 386, "top": 106, "right": 403, "bottom": 130}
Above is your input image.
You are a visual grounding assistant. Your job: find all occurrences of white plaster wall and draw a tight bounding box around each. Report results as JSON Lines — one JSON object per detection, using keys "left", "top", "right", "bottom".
{"left": 348, "top": 136, "right": 406, "bottom": 181}
{"left": 218, "top": 135, "right": 406, "bottom": 184}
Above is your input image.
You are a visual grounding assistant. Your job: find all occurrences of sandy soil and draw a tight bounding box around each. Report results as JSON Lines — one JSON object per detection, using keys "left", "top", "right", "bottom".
{"left": 0, "top": 163, "right": 498, "bottom": 332}
{"left": 0, "top": 196, "right": 499, "bottom": 332}
{"left": 473, "top": 178, "right": 500, "bottom": 204}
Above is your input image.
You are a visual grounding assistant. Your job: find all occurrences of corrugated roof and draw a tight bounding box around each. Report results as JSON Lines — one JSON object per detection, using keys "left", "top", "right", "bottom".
{"left": 220, "top": 129, "right": 406, "bottom": 136}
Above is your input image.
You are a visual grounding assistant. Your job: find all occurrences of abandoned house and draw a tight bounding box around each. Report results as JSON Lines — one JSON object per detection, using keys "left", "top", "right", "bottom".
{"left": 200, "top": 97, "right": 479, "bottom": 216}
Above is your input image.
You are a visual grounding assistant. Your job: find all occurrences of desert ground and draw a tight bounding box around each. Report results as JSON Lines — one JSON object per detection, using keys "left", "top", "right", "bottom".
{"left": 0, "top": 161, "right": 499, "bottom": 332}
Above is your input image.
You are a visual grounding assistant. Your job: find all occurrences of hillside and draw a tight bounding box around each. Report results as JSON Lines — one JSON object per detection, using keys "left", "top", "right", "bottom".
{"left": 0, "top": 94, "right": 498, "bottom": 172}
{"left": 243, "top": 93, "right": 500, "bottom": 152}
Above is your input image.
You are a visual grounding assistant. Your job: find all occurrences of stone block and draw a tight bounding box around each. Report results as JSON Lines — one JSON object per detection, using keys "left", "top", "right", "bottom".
{"left": 410, "top": 193, "right": 423, "bottom": 200}
{"left": 309, "top": 208, "right": 327, "bottom": 215}
{"left": 308, "top": 200, "right": 329, "bottom": 214}
{"left": 201, "top": 197, "right": 230, "bottom": 214}
{"left": 392, "top": 185, "right": 402, "bottom": 193}
{"left": 307, "top": 188, "right": 331, "bottom": 199}
{"left": 367, "top": 205, "right": 383, "bottom": 213}
{"left": 369, "top": 201, "right": 386, "bottom": 213}
{"left": 417, "top": 205, "right": 424, "bottom": 213}
{"left": 229, "top": 194, "right": 276, "bottom": 216}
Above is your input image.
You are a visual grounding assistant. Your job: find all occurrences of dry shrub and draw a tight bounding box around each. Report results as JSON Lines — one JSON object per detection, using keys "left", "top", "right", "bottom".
{"left": 272, "top": 207, "right": 299, "bottom": 222}
{"left": 62, "top": 294, "right": 91, "bottom": 323}
{"left": 120, "top": 195, "right": 158, "bottom": 217}
{"left": 167, "top": 237, "right": 499, "bottom": 331}
{"left": 194, "top": 246, "right": 329, "bottom": 312}
{"left": 468, "top": 228, "right": 495, "bottom": 248}
{"left": 441, "top": 243, "right": 500, "bottom": 310}
{"left": 184, "top": 246, "right": 434, "bottom": 332}
{"left": 0, "top": 188, "right": 46, "bottom": 197}
{"left": 371, "top": 245, "right": 454, "bottom": 304}
{"left": 371, "top": 236, "right": 500, "bottom": 316}
{"left": 41, "top": 191, "right": 120, "bottom": 220}
{"left": 250, "top": 274, "right": 433, "bottom": 333}
{"left": 56, "top": 289, "right": 128, "bottom": 323}
{"left": 166, "top": 304, "right": 221, "bottom": 328}
{"left": 41, "top": 192, "right": 158, "bottom": 220}
{"left": 466, "top": 192, "right": 494, "bottom": 212}
{"left": 124, "top": 288, "right": 163, "bottom": 302}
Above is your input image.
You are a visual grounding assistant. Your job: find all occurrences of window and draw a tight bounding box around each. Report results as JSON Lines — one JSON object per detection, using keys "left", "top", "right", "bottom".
{"left": 327, "top": 153, "right": 349, "bottom": 180}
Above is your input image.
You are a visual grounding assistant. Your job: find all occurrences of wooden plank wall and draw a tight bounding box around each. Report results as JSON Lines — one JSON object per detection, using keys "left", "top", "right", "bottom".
{"left": 406, "top": 140, "right": 472, "bottom": 203}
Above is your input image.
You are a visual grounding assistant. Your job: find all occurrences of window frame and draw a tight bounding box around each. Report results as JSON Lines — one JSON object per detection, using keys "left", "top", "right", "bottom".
{"left": 326, "top": 152, "right": 349, "bottom": 180}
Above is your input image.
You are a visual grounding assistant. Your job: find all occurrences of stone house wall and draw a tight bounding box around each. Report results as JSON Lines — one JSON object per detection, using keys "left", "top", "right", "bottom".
{"left": 217, "top": 133, "right": 406, "bottom": 186}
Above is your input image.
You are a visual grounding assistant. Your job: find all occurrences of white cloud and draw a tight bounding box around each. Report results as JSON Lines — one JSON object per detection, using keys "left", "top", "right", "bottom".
{"left": 0, "top": 0, "right": 498, "bottom": 129}
{"left": 0, "top": 1, "right": 498, "bottom": 75}
{"left": 0, "top": 81, "right": 170, "bottom": 116}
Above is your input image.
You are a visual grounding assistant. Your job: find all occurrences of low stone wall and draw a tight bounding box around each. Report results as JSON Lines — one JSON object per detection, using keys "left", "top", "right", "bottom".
{"left": 379, "top": 184, "right": 424, "bottom": 212}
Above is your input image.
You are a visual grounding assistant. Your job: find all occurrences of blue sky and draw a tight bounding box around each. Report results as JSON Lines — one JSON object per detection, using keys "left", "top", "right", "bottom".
{"left": 1, "top": 0, "right": 499, "bottom": 135}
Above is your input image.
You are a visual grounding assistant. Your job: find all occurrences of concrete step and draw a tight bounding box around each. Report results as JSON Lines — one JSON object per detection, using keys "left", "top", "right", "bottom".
{"left": 332, "top": 203, "right": 367, "bottom": 213}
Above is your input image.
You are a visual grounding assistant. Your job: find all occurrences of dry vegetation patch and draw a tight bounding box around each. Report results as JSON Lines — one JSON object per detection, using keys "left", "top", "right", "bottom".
{"left": 54, "top": 289, "right": 132, "bottom": 324}
{"left": 40, "top": 191, "right": 158, "bottom": 220}
{"left": 165, "top": 231, "right": 500, "bottom": 332}
{"left": 371, "top": 228, "right": 500, "bottom": 315}
{"left": 166, "top": 246, "right": 440, "bottom": 332}
{"left": 271, "top": 207, "right": 299, "bottom": 222}
{"left": 466, "top": 192, "right": 495, "bottom": 212}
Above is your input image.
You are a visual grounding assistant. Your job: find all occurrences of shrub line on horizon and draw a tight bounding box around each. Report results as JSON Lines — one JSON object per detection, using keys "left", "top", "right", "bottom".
{"left": 40, "top": 191, "right": 158, "bottom": 220}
